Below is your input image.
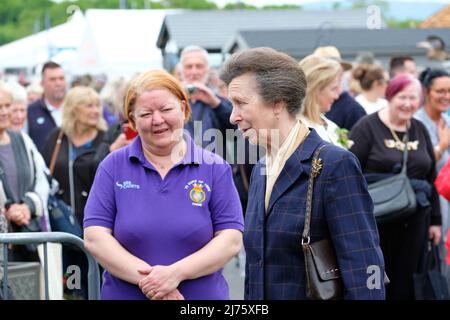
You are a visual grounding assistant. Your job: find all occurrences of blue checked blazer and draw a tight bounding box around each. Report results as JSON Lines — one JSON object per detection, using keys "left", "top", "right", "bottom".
{"left": 244, "top": 129, "right": 385, "bottom": 300}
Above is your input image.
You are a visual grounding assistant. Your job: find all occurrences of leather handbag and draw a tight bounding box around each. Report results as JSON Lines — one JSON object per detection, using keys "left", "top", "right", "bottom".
{"left": 367, "top": 132, "right": 416, "bottom": 224}
{"left": 302, "top": 145, "right": 344, "bottom": 300}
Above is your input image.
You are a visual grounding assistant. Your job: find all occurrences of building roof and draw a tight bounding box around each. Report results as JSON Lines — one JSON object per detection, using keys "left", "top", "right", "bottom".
{"left": 420, "top": 4, "right": 450, "bottom": 28}
{"left": 223, "top": 28, "right": 450, "bottom": 59}
{"left": 156, "top": 9, "right": 375, "bottom": 53}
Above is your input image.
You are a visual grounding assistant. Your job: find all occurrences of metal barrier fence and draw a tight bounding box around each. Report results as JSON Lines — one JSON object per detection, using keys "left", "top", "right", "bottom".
{"left": 0, "top": 232, "right": 100, "bottom": 300}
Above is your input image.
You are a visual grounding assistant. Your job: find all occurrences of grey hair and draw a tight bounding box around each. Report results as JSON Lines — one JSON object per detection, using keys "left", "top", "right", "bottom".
{"left": 6, "top": 81, "right": 27, "bottom": 104}
{"left": 219, "top": 47, "right": 307, "bottom": 116}
{"left": 180, "top": 45, "right": 209, "bottom": 65}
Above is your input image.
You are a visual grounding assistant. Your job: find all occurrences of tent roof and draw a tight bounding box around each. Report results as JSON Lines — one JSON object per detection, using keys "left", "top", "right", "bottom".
{"left": 77, "top": 9, "right": 182, "bottom": 75}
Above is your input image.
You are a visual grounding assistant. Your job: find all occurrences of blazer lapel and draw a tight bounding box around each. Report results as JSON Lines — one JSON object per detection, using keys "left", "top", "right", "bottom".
{"left": 266, "top": 129, "right": 324, "bottom": 216}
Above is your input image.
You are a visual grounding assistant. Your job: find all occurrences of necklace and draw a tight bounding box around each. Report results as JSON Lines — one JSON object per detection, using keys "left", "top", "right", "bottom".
{"left": 387, "top": 123, "right": 409, "bottom": 151}
{"left": 389, "top": 126, "right": 403, "bottom": 144}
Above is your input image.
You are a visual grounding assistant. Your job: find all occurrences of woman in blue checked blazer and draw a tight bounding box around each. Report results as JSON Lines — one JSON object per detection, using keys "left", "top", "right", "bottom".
{"left": 219, "top": 48, "right": 386, "bottom": 300}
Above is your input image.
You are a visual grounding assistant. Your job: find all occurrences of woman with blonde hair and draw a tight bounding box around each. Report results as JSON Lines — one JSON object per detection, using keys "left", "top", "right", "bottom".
{"left": 298, "top": 55, "right": 347, "bottom": 147}
{"left": 41, "top": 86, "right": 107, "bottom": 299}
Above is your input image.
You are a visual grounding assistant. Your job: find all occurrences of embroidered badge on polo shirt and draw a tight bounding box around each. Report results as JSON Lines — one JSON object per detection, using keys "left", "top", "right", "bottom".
{"left": 184, "top": 180, "right": 211, "bottom": 207}
{"left": 116, "top": 181, "right": 140, "bottom": 190}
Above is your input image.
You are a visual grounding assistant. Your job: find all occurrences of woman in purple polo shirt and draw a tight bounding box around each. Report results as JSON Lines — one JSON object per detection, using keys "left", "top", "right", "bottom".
{"left": 83, "top": 70, "right": 244, "bottom": 300}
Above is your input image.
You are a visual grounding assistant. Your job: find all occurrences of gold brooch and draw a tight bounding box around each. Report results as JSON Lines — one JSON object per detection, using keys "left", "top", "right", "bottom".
{"left": 311, "top": 158, "right": 323, "bottom": 177}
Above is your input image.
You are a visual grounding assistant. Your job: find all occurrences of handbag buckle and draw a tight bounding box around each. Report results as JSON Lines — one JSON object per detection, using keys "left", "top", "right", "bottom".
{"left": 301, "top": 236, "right": 310, "bottom": 245}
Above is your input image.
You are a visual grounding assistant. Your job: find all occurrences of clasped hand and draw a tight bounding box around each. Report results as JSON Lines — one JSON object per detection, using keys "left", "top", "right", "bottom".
{"left": 4, "top": 203, "right": 31, "bottom": 226}
{"left": 138, "top": 265, "right": 184, "bottom": 300}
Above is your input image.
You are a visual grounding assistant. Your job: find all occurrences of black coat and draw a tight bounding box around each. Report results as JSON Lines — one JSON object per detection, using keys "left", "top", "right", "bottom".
{"left": 41, "top": 128, "right": 105, "bottom": 225}
{"left": 27, "top": 99, "right": 57, "bottom": 153}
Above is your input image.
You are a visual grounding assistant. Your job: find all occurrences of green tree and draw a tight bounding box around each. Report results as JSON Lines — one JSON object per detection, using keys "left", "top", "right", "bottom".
{"left": 332, "top": 2, "right": 342, "bottom": 10}
{"left": 223, "top": 1, "right": 258, "bottom": 10}
{"left": 223, "top": 2, "right": 257, "bottom": 10}
{"left": 160, "top": 0, "right": 217, "bottom": 9}
{"left": 387, "top": 18, "right": 423, "bottom": 28}
{"left": 262, "top": 4, "right": 301, "bottom": 10}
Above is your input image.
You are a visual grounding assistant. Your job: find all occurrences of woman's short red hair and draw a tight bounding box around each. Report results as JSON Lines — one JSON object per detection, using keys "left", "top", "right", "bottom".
{"left": 124, "top": 69, "right": 191, "bottom": 128}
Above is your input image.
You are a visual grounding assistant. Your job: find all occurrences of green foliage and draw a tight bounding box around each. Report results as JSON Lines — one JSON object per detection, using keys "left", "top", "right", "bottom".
{"left": 262, "top": 4, "right": 301, "bottom": 10}
{"left": 332, "top": 2, "right": 342, "bottom": 10}
{"left": 351, "top": 0, "right": 389, "bottom": 13}
{"left": 223, "top": 2, "right": 257, "bottom": 10}
{"left": 0, "top": 0, "right": 420, "bottom": 46}
{"left": 161, "top": 0, "right": 217, "bottom": 9}
{"left": 0, "top": 0, "right": 216, "bottom": 45}
{"left": 386, "top": 18, "right": 423, "bottom": 28}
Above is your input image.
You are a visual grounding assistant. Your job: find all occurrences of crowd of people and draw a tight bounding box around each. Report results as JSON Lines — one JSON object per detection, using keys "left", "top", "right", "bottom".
{"left": 0, "top": 42, "right": 450, "bottom": 300}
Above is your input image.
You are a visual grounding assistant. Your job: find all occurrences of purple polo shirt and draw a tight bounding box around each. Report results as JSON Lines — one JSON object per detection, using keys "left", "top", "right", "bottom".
{"left": 83, "top": 135, "right": 244, "bottom": 300}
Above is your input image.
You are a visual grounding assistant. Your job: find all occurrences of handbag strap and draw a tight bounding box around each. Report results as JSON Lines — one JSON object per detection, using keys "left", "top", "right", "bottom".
{"left": 302, "top": 144, "right": 326, "bottom": 245}
{"left": 400, "top": 131, "right": 409, "bottom": 175}
{"left": 49, "top": 130, "right": 64, "bottom": 176}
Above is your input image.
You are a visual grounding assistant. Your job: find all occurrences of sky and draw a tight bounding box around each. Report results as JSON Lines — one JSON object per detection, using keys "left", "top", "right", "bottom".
{"left": 50, "top": 0, "right": 449, "bottom": 20}
{"left": 212, "top": 0, "right": 449, "bottom": 7}
{"left": 212, "top": 0, "right": 448, "bottom": 20}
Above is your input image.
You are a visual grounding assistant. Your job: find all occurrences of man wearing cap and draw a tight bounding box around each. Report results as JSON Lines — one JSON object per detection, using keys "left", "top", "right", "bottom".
{"left": 313, "top": 46, "right": 366, "bottom": 131}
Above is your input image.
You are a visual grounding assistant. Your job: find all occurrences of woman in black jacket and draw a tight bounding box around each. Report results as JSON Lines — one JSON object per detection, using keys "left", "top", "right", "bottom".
{"left": 41, "top": 86, "right": 106, "bottom": 299}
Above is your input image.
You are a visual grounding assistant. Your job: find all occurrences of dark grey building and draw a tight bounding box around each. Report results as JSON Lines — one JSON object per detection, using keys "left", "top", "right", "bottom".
{"left": 222, "top": 28, "right": 450, "bottom": 69}
{"left": 156, "top": 9, "right": 376, "bottom": 70}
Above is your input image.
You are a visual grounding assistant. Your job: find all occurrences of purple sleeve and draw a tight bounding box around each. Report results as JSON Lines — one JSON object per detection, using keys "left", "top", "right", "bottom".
{"left": 209, "top": 163, "right": 244, "bottom": 233}
{"left": 83, "top": 162, "right": 117, "bottom": 230}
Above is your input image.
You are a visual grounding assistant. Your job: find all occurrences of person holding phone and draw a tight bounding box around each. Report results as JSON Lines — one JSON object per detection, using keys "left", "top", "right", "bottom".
{"left": 180, "top": 45, "right": 235, "bottom": 159}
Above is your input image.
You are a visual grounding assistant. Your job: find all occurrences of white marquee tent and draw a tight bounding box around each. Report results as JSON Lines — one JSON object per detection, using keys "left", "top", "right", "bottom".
{"left": 0, "top": 9, "right": 182, "bottom": 79}
{"left": 0, "top": 10, "right": 86, "bottom": 74}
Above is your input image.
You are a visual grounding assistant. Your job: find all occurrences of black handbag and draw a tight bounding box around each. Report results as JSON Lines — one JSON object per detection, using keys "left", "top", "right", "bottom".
{"left": 47, "top": 192, "right": 83, "bottom": 238}
{"left": 302, "top": 145, "right": 344, "bottom": 300}
{"left": 413, "top": 242, "right": 450, "bottom": 300}
{"left": 47, "top": 130, "right": 83, "bottom": 238}
{"left": 367, "top": 132, "right": 416, "bottom": 224}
